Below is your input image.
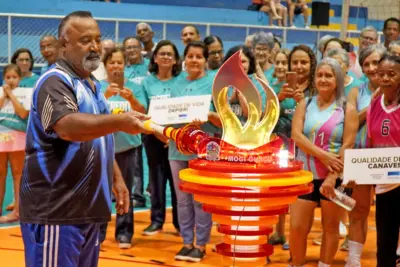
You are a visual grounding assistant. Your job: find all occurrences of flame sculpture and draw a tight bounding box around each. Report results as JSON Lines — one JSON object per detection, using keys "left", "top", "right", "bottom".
{"left": 143, "top": 51, "right": 313, "bottom": 266}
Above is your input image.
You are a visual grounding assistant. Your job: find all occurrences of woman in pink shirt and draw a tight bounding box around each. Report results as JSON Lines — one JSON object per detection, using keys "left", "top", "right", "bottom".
{"left": 367, "top": 54, "right": 400, "bottom": 267}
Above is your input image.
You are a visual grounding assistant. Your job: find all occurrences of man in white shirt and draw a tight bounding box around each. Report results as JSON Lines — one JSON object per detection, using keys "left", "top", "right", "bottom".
{"left": 136, "top": 22, "right": 157, "bottom": 59}
{"left": 92, "top": 39, "right": 115, "bottom": 80}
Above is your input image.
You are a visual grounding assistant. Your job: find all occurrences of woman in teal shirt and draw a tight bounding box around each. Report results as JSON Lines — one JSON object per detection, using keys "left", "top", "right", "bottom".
{"left": 141, "top": 40, "right": 181, "bottom": 237}
{"left": 11, "top": 49, "right": 39, "bottom": 88}
{"left": 170, "top": 41, "right": 220, "bottom": 263}
{"left": 326, "top": 48, "right": 363, "bottom": 97}
{"left": 98, "top": 47, "right": 146, "bottom": 249}
{"left": 203, "top": 35, "right": 224, "bottom": 76}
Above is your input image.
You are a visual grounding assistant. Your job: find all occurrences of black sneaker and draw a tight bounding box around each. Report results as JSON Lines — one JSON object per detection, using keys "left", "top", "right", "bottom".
{"left": 175, "top": 246, "right": 193, "bottom": 261}
{"left": 186, "top": 247, "right": 206, "bottom": 262}
{"left": 118, "top": 236, "right": 132, "bottom": 249}
{"left": 142, "top": 224, "right": 162, "bottom": 236}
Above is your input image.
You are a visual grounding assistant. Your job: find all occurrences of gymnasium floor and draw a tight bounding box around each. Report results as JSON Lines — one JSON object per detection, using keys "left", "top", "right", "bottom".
{"left": 0, "top": 202, "right": 378, "bottom": 266}
{"left": 0, "top": 151, "right": 378, "bottom": 267}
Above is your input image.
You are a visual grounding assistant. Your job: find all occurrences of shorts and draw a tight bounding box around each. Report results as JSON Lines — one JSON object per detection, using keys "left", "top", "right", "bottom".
{"left": 299, "top": 179, "right": 348, "bottom": 204}
{"left": 21, "top": 223, "right": 101, "bottom": 267}
{"left": 294, "top": 6, "right": 303, "bottom": 15}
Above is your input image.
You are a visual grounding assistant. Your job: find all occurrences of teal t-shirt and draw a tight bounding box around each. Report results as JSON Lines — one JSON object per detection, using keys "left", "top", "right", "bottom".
{"left": 100, "top": 80, "right": 146, "bottom": 153}
{"left": 168, "top": 73, "right": 220, "bottom": 161}
{"left": 19, "top": 73, "right": 39, "bottom": 88}
{"left": 0, "top": 87, "right": 32, "bottom": 132}
{"left": 228, "top": 74, "right": 267, "bottom": 125}
{"left": 344, "top": 76, "right": 363, "bottom": 97}
{"left": 141, "top": 74, "right": 178, "bottom": 110}
{"left": 271, "top": 81, "right": 297, "bottom": 140}
{"left": 124, "top": 58, "right": 150, "bottom": 84}
{"left": 207, "top": 69, "right": 218, "bottom": 77}
{"left": 264, "top": 66, "right": 275, "bottom": 84}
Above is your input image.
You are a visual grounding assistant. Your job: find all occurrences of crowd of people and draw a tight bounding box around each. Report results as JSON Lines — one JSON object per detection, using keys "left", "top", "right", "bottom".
{"left": 0, "top": 9, "right": 399, "bottom": 267}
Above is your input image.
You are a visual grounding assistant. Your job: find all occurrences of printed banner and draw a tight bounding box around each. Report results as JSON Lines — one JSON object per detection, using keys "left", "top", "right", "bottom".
{"left": 148, "top": 95, "right": 212, "bottom": 125}
{"left": 343, "top": 147, "right": 400, "bottom": 184}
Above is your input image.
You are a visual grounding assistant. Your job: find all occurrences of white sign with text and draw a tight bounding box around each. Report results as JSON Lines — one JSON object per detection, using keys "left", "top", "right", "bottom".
{"left": 343, "top": 147, "right": 400, "bottom": 184}
{"left": 148, "top": 95, "right": 212, "bottom": 125}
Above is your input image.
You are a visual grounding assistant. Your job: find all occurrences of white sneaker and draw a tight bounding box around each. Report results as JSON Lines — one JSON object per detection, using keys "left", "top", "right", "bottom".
{"left": 339, "top": 222, "right": 347, "bottom": 238}
{"left": 345, "top": 260, "right": 361, "bottom": 267}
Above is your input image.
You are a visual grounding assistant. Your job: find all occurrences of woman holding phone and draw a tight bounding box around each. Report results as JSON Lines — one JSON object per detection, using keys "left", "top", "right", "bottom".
{"left": 98, "top": 47, "right": 146, "bottom": 248}
{"left": 268, "top": 48, "right": 294, "bottom": 250}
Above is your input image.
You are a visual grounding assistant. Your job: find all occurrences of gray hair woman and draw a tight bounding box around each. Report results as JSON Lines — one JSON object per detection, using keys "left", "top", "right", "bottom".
{"left": 318, "top": 35, "right": 335, "bottom": 55}
{"left": 327, "top": 48, "right": 363, "bottom": 97}
{"left": 344, "top": 44, "right": 387, "bottom": 267}
{"left": 252, "top": 31, "right": 275, "bottom": 83}
{"left": 389, "top": 40, "right": 400, "bottom": 56}
{"left": 290, "top": 57, "right": 358, "bottom": 267}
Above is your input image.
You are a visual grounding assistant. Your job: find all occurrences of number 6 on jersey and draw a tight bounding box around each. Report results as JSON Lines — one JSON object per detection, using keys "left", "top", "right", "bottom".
{"left": 381, "top": 119, "right": 391, "bottom": 136}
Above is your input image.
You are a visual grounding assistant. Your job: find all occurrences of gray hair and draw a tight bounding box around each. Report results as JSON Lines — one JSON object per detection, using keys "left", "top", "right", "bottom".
{"left": 360, "top": 26, "right": 378, "bottom": 39}
{"left": 316, "top": 57, "right": 346, "bottom": 108}
{"left": 245, "top": 34, "right": 255, "bottom": 43}
{"left": 318, "top": 35, "right": 335, "bottom": 52}
{"left": 136, "top": 22, "right": 152, "bottom": 32}
{"left": 389, "top": 40, "right": 400, "bottom": 51}
{"left": 252, "top": 32, "right": 275, "bottom": 49}
{"left": 358, "top": 44, "right": 387, "bottom": 67}
{"left": 326, "top": 48, "right": 350, "bottom": 67}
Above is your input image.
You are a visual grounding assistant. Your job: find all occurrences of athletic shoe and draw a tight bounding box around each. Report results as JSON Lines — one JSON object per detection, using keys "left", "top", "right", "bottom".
{"left": 175, "top": 246, "right": 193, "bottom": 261}
{"left": 268, "top": 233, "right": 286, "bottom": 245}
{"left": 345, "top": 260, "right": 361, "bottom": 267}
{"left": 186, "top": 247, "right": 206, "bottom": 262}
{"left": 142, "top": 224, "right": 162, "bottom": 236}
{"left": 283, "top": 242, "right": 290, "bottom": 250}
{"left": 118, "top": 236, "right": 132, "bottom": 249}
{"left": 313, "top": 235, "right": 322, "bottom": 246}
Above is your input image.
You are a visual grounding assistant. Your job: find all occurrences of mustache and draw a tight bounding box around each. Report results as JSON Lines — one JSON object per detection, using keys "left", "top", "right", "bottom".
{"left": 84, "top": 52, "right": 101, "bottom": 60}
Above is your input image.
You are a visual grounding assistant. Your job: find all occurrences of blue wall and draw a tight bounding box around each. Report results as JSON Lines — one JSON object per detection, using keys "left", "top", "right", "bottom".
{"left": 0, "top": 0, "right": 370, "bottom": 27}
{"left": 0, "top": 0, "right": 385, "bottom": 65}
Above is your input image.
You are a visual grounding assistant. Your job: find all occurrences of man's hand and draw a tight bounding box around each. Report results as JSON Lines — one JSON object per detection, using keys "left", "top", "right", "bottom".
{"left": 120, "top": 111, "right": 153, "bottom": 135}
{"left": 112, "top": 174, "right": 130, "bottom": 215}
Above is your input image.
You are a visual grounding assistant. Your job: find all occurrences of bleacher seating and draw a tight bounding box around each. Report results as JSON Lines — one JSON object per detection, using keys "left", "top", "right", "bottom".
{"left": 0, "top": 0, "right": 389, "bottom": 80}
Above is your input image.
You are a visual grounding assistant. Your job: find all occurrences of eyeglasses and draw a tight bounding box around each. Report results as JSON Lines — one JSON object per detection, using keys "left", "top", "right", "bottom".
{"left": 125, "top": 45, "right": 141, "bottom": 50}
{"left": 16, "top": 58, "right": 32, "bottom": 63}
{"left": 360, "top": 35, "right": 377, "bottom": 42}
{"left": 157, "top": 52, "right": 174, "bottom": 58}
{"left": 255, "top": 47, "right": 270, "bottom": 52}
{"left": 209, "top": 50, "right": 224, "bottom": 56}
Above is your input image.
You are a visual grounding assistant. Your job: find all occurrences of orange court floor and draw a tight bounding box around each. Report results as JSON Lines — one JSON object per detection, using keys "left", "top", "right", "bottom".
{"left": 0, "top": 208, "right": 378, "bottom": 267}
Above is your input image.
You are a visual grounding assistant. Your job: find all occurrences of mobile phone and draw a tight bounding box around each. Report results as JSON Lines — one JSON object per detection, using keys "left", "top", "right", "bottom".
{"left": 286, "top": 71, "right": 297, "bottom": 90}
{"left": 111, "top": 71, "right": 124, "bottom": 89}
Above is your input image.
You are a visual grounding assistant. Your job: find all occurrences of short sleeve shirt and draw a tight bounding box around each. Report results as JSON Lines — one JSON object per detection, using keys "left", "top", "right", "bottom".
{"left": 19, "top": 59, "right": 115, "bottom": 225}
